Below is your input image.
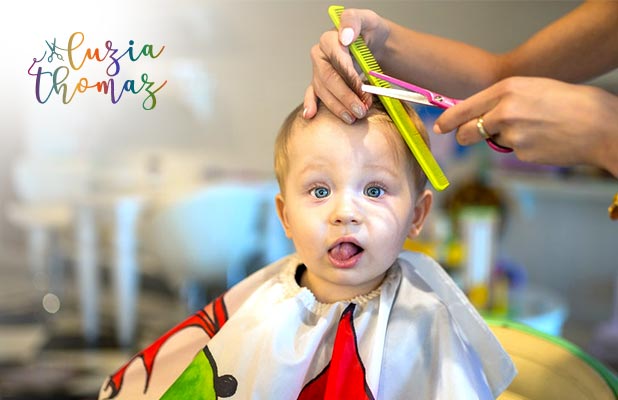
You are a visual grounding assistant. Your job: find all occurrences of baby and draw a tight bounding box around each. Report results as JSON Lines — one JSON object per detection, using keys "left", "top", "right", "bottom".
{"left": 99, "top": 100, "right": 515, "bottom": 399}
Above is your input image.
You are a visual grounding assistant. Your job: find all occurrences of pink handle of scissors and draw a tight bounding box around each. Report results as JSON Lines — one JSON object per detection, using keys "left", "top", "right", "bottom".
{"left": 368, "top": 70, "right": 513, "bottom": 153}
{"left": 486, "top": 139, "right": 513, "bottom": 153}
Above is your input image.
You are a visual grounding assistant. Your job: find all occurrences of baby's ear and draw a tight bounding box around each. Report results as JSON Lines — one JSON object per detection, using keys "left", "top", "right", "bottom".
{"left": 275, "top": 193, "right": 293, "bottom": 238}
{"left": 407, "top": 190, "right": 433, "bottom": 239}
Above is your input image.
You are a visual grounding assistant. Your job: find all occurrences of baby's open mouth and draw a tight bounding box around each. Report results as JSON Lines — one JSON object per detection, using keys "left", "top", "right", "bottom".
{"left": 329, "top": 241, "right": 364, "bottom": 262}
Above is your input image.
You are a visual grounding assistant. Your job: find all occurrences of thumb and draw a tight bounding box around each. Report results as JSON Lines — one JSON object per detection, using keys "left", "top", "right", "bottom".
{"left": 340, "top": 27, "right": 355, "bottom": 46}
{"left": 339, "top": 9, "right": 363, "bottom": 46}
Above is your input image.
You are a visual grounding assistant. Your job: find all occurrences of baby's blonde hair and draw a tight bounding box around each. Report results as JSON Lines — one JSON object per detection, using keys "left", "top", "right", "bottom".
{"left": 274, "top": 99, "right": 430, "bottom": 195}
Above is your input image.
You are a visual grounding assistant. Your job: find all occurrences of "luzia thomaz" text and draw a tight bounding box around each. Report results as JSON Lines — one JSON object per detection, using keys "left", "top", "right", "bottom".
{"left": 28, "top": 32, "right": 167, "bottom": 110}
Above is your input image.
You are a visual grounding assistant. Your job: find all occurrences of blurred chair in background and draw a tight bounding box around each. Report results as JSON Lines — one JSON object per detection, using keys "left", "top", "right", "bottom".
{"left": 142, "top": 180, "right": 293, "bottom": 312}
{"left": 6, "top": 154, "right": 149, "bottom": 347}
{"left": 6, "top": 156, "right": 91, "bottom": 314}
{"left": 5, "top": 148, "right": 290, "bottom": 348}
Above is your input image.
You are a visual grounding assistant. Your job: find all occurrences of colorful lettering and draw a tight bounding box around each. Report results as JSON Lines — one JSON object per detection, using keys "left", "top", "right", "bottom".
{"left": 28, "top": 32, "right": 167, "bottom": 110}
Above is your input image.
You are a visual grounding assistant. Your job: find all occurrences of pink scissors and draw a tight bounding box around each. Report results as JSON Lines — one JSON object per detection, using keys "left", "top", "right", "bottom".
{"left": 362, "top": 70, "right": 512, "bottom": 153}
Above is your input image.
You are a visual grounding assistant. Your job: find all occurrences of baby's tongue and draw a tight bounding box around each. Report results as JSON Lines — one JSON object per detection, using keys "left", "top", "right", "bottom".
{"left": 330, "top": 242, "right": 361, "bottom": 261}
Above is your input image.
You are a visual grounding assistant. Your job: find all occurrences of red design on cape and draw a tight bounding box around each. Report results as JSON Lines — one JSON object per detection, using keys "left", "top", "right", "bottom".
{"left": 298, "top": 303, "right": 375, "bottom": 400}
{"left": 103, "top": 295, "right": 228, "bottom": 399}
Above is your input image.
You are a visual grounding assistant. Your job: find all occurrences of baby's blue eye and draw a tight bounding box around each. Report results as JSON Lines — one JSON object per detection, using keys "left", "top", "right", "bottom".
{"left": 311, "top": 186, "right": 330, "bottom": 199}
{"left": 364, "top": 186, "right": 384, "bottom": 198}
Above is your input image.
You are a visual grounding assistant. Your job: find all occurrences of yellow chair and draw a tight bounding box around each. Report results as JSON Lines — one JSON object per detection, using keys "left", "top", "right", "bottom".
{"left": 487, "top": 319, "right": 618, "bottom": 400}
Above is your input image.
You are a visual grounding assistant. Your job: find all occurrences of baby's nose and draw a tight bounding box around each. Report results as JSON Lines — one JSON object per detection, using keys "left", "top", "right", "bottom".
{"left": 329, "top": 194, "right": 362, "bottom": 225}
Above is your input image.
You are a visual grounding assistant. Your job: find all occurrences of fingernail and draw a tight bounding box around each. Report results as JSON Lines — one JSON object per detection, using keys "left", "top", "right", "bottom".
{"left": 340, "top": 27, "right": 354, "bottom": 46}
{"left": 341, "top": 112, "right": 354, "bottom": 124}
{"left": 351, "top": 103, "right": 365, "bottom": 119}
{"left": 432, "top": 123, "right": 442, "bottom": 134}
{"left": 302, "top": 107, "right": 308, "bottom": 119}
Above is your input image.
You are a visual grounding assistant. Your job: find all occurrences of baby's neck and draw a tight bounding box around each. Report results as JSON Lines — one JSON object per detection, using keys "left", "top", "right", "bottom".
{"left": 295, "top": 264, "right": 389, "bottom": 304}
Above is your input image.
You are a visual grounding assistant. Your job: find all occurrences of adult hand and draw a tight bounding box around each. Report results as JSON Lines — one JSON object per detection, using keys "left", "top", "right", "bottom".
{"left": 304, "top": 8, "right": 390, "bottom": 124}
{"left": 434, "top": 76, "right": 618, "bottom": 177}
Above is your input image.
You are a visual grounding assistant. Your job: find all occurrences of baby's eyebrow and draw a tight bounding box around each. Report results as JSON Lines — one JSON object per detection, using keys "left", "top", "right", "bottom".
{"left": 297, "top": 161, "right": 330, "bottom": 176}
{"left": 363, "top": 164, "right": 399, "bottom": 178}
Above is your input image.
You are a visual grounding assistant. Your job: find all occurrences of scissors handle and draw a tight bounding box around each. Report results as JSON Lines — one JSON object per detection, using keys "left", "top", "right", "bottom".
{"left": 369, "top": 70, "right": 513, "bottom": 153}
{"left": 486, "top": 139, "right": 513, "bottom": 153}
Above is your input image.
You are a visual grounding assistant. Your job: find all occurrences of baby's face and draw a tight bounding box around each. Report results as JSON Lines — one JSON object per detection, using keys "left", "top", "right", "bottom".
{"left": 275, "top": 113, "right": 431, "bottom": 303}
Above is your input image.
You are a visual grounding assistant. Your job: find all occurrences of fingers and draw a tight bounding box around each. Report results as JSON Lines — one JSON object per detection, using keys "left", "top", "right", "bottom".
{"left": 467, "top": 118, "right": 487, "bottom": 145}
{"left": 306, "top": 31, "right": 368, "bottom": 123}
{"left": 307, "top": 8, "right": 385, "bottom": 123}
{"left": 454, "top": 118, "right": 486, "bottom": 146}
{"left": 434, "top": 101, "right": 514, "bottom": 151}
{"left": 433, "top": 81, "right": 511, "bottom": 147}
{"left": 449, "top": 109, "right": 514, "bottom": 151}
{"left": 303, "top": 85, "right": 318, "bottom": 119}
{"left": 433, "top": 105, "right": 493, "bottom": 147}
{"left": 434, "top": 89, "right": 498, "bottom": 133}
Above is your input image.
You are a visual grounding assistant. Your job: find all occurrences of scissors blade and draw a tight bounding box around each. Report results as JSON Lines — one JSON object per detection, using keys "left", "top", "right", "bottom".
{"left": 361, "top": 84, "right": 433, "bottom": 106}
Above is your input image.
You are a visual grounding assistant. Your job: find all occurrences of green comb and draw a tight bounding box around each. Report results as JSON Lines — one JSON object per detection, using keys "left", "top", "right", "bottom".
{"left": 328, "top": 5, "right": 449, "bottom": 191}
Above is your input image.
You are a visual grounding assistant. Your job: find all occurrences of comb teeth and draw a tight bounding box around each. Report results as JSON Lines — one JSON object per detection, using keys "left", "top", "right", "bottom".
{"left": 357, "top": 50, "right": 381, "bottom": 71}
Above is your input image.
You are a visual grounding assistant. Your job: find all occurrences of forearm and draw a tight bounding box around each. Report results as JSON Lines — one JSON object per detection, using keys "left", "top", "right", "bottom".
{"left": 500, "top": 0, "right": 618, "bottom": 83}
{"left": 377, "top": 1, "right": 618, "bottom": 97}
{"left": 380, "top": 21, "right": 501, "bottom": 98}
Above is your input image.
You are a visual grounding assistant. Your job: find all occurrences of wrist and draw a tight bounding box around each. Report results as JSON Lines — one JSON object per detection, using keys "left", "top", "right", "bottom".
{"left": 604, "top": 153, "right": 618, "bottom": 179}
{"left": 596, "top": 90, "right": 618, "bottom": 178}
{"left": 602, "top": 126, "right": 618, "bottom": 180}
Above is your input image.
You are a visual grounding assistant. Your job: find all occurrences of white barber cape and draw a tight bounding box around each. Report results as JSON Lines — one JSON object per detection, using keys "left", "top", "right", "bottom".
{"left": 99, "top": 251, "right": 516, "bottom": 400}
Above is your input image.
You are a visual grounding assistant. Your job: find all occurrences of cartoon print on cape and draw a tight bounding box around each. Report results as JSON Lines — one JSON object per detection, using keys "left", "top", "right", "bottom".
{"left": 165, "top": 302, "right": 373, "bottom": 399}
{"left": 103, "top": 291, "right": 375, "bottom": 399}
{"left": 161, "top": 345, "right": 237, "bottom": 399}
{"left": 298, "top": 303, "right": 375, "bottom": 400}
{"left": 102, "top": 295, "right": 229, "bottom": 399}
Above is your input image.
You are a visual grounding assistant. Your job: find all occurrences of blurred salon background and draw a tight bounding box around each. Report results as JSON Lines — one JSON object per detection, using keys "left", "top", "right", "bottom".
{"left": 0, "top": 1, "right": 617, "bottom": 398}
